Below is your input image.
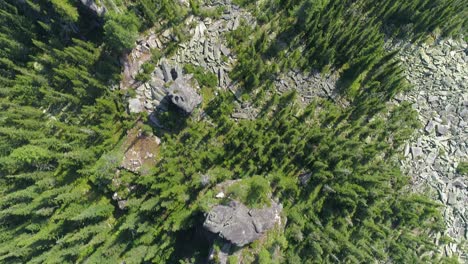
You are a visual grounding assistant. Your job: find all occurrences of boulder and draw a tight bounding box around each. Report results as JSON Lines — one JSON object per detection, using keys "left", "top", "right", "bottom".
{"left": 298, "top": 172, "right": 312, "bottom": 186}
{"left": 203, "top": 200, "right": 282, "bottom": 247}
{"left": 436, "top": 124, "right": 450, "bottom": 136}
{"left": 167, "top": 75, "right": 202, "bottom": 114}
{"left": 411, "top": 146, "right": 423, "bottom": 159}
{"left": 161, "top": 61, "right": 172, "bottom": 82}
{"left": 128, "top": 98, "right": 143, "bottom": 113}
{"left": 425, "top": 120, "right": 435, "bottom": 133}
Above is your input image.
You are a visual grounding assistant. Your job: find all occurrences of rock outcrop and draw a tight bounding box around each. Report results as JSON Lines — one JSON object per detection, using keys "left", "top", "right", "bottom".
{"left": 168, "top": 0, "right": 255, "bottom": 89}
{"left": 167, "top": 75, "right": 202, "bottom": 114}
{"left": 79, "top": 0, "right": 107, "bottom": 16}
{"left": 275, "top": 70, "right": 341, "bottom": 105}
{"left": 391, "top": 38, "right": 467, "bottom": 260}
{"left": 203, "top": 200, "right": 282, "bottom": 247}
{"left": 128, "top": 60, "right": 203, "bottom": 116}
{"left": 123, "top": 0, "right": 254, "bottom": 115}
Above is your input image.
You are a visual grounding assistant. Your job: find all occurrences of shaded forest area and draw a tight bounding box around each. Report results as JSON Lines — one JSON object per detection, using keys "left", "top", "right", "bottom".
{"left": 0, "top": 0, "right": 466, "bottom": 263}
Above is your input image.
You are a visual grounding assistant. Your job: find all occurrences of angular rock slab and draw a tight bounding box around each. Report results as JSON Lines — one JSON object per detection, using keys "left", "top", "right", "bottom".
{"left": 203, "top": 200, "right": 282, "bottom": 247}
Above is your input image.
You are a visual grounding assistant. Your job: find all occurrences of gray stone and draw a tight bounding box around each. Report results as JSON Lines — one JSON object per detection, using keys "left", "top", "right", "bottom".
{"left": 447, "top": 190, "right": 457, "bottom": 205}
{"left": 118, "top": 200, "right": 128, "bottom": 210}
{"left": 128, "top": 98, "right": 143, "bottom": 113}
{"left": 79, "top": 0, "right": 107, "bottom": 16}
{"left": 220, "top": 45, "right": 231, "bottom": 56}
{"left": 231, "top": 112, "right": 249, "bottom": 119}
{"left": 411, "top": 147, "right": 423, "bottom": 159}
{"left": 420, "top": 50, "right": 431, "bottom": 64}
{"left": 203, "top": 200, "right": 282, "bottom": 247}
{"left": 218, "top": 68, "right": 224, "bottom": 87}
{"left": 167, "top": 75, "right": 202, "bottom": 114}
{"left": 299, "top": 172, "right": 312, "bottom": 186}
{"left": 426, "top": 152, "right": 437, "bottom": 166}
{"left": 425, "top": 120, "right": 435, "bottom": 133}
{"left": 200, "top": 174, "right": 211, "bottom": 187}
{"left": 436, "top": 125, "right": 450, "bottom": 136}
{"left": 428, "top": 95, "right": 439, "bottom": 102}
{"left": 460, "top": 108, "right": 468, "bottom": 121}
{"left": 161, "top": 61, "right": 172, "bottom": 82}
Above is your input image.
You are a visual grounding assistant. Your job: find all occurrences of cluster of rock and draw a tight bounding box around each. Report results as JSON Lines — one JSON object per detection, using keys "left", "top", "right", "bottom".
{"left": 125, "top": 0, "right": 255, "bottom": 118}
{"left": 204, "top": 200, "right": 282, "bottom": 247}
{"left": 230, "top": 101, "right": 259, "bottom": 120}
{"left": 121, "top": 31, "right": 168, "bottom": 90}
{"left": 392, "top": 38, "right": 467, "bottom": 260}
{"left": 128, "top": 60, "right": 202, "bottom": 117}
{"left": 275, "top": 70, "right": 340, "bottom": 104}
{"left": 228, "top": 69, "right": 342, "bottom": 120}
{"left": 166, "top": 0, "right": 255, "bottom": 89}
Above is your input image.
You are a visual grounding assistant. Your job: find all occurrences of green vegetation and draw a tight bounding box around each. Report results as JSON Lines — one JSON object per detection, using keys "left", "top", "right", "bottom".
{"left": 190, "top": 0, "right": 225, "bottom": 19}
{"left": 457, "top": 162, "right": 468, "bottom": 175}
{"left": 183, "top": 64, "right": 219, "bottom": 88}
{"left": 227, "top": 176, "right": 272, "bottom": 208}
{"left": 183, "top": 64, "right": 218, "bottom": 108}
{"left": 104, "top": 12, "right": 140, "bottom": 52}
{"left": 135, "top": 61, "right": 156, "bottom": 82}
{"left": 0, "top": 0, "right": 465, "bottom": 263}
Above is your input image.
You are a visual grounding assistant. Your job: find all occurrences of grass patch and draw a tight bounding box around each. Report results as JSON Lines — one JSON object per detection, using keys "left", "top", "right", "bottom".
{"left": 200, "top": 86, "right": 215, "bottom": 109}
{"left": 226, "top": 176, "right": 271, "bottom": 208}
{"left": 183, "top": 64, "right": 218, "bottom": 88}
{"left": 457, "top": 162, "right": 468, "bottom": 175}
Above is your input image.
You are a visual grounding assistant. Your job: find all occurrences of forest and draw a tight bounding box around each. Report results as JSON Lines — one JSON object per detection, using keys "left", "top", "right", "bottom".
{"left": 0, "top": 0, "right": 466, "bottom": 263}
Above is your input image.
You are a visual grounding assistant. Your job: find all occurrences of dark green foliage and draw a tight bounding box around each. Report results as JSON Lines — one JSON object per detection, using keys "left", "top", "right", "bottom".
{"left": 183, "top": 64, "right": 218, "bottom": 88}
{"left": 104, "top": 12, "right": 140, "bottom": 52}
{"left": 0, "top": 0, "right": 462, "bottom": 263}
{"left": 190, "top": 0, "right": 225, "bottom": 19}
{"left": 360, "top": 0, "right": 467, "bottom": 39}
{"left": 0, "top": 2, "right": 128, "bottom": 263}
{"left": 135, "top": 0, "right": 189, "bottom": 27}
{"left": 135, "top": 61, "right": 156, "bottom": 82}
{"left": 129, "top": 90, "right": 444, "bottom": 263}
{"left": 227, "top": 176, "right": 271, "bottom": 208}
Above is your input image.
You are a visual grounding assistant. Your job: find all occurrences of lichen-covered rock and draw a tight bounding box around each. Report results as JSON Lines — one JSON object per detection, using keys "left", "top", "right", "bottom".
{"left": 167, "top": 75, "right": 202, "bottom": 114}
{"left": 203, "top": 200, "right": 282, "bottom": 247}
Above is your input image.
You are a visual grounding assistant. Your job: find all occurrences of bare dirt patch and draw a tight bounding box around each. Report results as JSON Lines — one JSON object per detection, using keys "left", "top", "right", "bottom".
{"left": 120, "top": 124, "right": 160, "bottom": 175}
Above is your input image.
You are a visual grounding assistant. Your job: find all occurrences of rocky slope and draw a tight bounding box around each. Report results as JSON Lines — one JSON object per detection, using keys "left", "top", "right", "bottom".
{"left": 118, "top": 0, "right": 467, "bottom": 261}
{"left": 123, "top": 0, "right": 255, "bottom": 116}
{"left": 392, "top": 38, "right": 467, "bottom": 260}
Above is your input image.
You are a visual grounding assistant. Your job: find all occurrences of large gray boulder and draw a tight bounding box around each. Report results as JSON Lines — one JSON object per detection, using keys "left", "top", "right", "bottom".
{"left": 167, "top": 75, "right": 202, "bottom": 114}
{"left": 79, "top": 0, "right": 107, "bottom": 16}
{"left": 128, "top": 98, "right": 143, "bottom": 113}
{"left": 203, "top": 200, "right": 282, "bottom": 247}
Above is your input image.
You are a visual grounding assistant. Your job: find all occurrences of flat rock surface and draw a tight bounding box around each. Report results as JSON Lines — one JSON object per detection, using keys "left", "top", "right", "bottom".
{"left": 204, "top": 200, "right": 282, "bottom": 247}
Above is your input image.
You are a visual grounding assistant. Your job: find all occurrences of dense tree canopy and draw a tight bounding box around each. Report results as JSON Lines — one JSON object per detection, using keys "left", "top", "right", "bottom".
{"left": 0, "top": 0, "right": 465, "bottom": 263}
{"left": 104, "top": 12, "right": 140, "bottom": 52}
